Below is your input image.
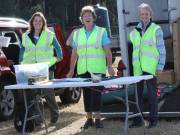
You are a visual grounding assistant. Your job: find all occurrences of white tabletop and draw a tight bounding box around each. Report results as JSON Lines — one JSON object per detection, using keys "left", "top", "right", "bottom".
{"left": 4, "top": 75, "right": 153, "bottom": 90}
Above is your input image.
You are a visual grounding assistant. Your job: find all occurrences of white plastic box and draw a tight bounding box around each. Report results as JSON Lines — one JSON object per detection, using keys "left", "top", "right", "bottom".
{"left": 14, "top": 62, "right": 49, "bottom": 84}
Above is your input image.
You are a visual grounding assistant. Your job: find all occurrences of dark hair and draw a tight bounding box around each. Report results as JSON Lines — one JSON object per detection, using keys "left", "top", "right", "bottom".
{"left": 79, "top": 5, "right": 97, "bottom": 23}
{"left": 29, "top": 12, "right": 47, "bottom": 34}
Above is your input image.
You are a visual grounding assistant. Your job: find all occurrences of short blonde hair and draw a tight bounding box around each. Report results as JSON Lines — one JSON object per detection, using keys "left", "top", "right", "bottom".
{"left": 138, "top": 3, "right": 153, "bottom": 16}
{"left": 79, "top": 5, "right": 97, "bottom": 23}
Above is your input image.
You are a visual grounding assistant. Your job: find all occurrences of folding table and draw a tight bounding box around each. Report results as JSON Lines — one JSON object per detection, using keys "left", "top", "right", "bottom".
{"left": 5, "top": 75, "right": 153, "bottom": 135}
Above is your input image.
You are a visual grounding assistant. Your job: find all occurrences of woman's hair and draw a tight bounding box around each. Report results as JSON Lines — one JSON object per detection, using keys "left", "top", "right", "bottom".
{"left": 28, "top": 12, "right": 47, "bottom": 33}
{"left": 79, "top": 5, "right": 97, "bottom": 23}
{"left": 138, "top": 3, "right": 153, "bottom": 17}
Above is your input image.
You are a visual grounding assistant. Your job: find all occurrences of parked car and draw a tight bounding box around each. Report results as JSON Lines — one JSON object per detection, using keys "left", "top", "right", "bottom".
{"left": 0, "top": 17, "right": 81, "bottom": 120}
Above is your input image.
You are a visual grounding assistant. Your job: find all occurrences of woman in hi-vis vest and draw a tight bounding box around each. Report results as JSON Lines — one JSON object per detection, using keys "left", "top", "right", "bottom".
{"left": 67, "top": 5, "right": 115, "bottom": 129}
{"left": 129, "top": 3, "right": 166, "bottom": 128}
{"left": 19, "top": 12, "right": 63, "bottom": 125}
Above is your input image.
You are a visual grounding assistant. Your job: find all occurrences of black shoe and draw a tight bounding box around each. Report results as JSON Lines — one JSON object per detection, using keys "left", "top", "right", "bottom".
{"left": 95, "top": 119, "right": 103, "bottom": 128}
{"left": 35, "top": 119, "right": 43, "bottom": 127}
{"left": 82, "top": 119, "right": 94, "bottom": 129}
{"left": 35, "top": 122, "right": 43, "bottom": 127}
{"left": 50, "top": 116, "right": 59, "bottom": 123}
{"left": 148, "top": 121, "right": 157, "bottom": 129}
{"left": 129, "top": 121, "right": 143, "bottom": 128}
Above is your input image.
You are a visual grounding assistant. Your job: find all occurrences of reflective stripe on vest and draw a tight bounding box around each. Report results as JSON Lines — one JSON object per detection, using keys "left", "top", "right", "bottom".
{"left": 78, "top": 54, "right": 106, "bottom": 60}
{"left": 22, "top": 55, "right": 54, "bottom": 62}
{"left": 130, "top": 23, "right": 160, "bottom": 75}
{"left": 140, "top": 51, "right": 159, "bottom": 61}
{"left": 73, "top": 26, "right": 106, "bottom": 75}
{"left": 22, "top": 30, "right": 56, "bottom": 67}
{"left": 141, "top": 39, "right": 155, "bottom": 46}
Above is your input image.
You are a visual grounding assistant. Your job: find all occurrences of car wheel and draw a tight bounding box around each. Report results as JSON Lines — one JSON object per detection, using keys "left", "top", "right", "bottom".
{"left": 0, "top": 89, "right": 16, "bottom": 120}
{"left": 59, "top": 87, "right": 81, "bottom": 104}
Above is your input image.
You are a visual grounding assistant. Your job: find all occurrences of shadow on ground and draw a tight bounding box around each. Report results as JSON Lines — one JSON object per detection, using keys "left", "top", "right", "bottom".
{"left": 0, "top": 107, "right": 84, "bottom": 135}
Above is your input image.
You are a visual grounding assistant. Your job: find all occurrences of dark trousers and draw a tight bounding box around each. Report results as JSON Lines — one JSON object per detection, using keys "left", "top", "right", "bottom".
{"left": 29, "top": 88, "right": 59, "bottom": 124}
{"left": 34, "top": 69, "right": 59, "bottom": 123}
{"left": 43, "top": 69, "right": 59, "bottom": 118}
{"left": 79, "top": 72, "right": 103, "bottom": 112}
{"left": 134, "top": 72, "right": 158, "bottom": 122}
{"left": 43, "top": 89, "right": 59, "bottom": 119}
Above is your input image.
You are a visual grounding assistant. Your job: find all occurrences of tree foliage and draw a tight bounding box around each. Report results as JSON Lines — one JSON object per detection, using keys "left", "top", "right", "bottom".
{"left": 0, "top": 0, "right": 44, "bottom": 20}
{"left": 0, "top": 0, "right": 117, "bottom": 32}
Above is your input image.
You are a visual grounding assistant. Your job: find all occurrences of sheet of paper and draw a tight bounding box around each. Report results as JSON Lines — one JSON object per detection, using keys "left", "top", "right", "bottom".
{"left": 52, "top": 78, "right": 88, "bottom": 82}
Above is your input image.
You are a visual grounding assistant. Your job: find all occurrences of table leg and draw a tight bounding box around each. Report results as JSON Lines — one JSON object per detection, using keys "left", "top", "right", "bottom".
{"left": 22, "top": 89, "right": 48, "bottom": 134}
{"left": 124, "top": 84, "right": 129, "bottom": 135}
{"left": 22, "top": 90, "right": 28, "bottom": 135}
{"left": 36, "top": 90, "right": 48, "bottom": 134}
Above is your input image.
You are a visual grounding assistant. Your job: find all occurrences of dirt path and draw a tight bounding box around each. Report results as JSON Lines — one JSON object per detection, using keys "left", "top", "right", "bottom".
{"left": 1, "top": 97, "right": 180, "bottom": 135}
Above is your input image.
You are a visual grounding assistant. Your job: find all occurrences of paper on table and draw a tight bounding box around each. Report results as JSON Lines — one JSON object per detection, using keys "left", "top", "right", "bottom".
{"left": 52, "top": 78, "right": 88, "bottom": 82}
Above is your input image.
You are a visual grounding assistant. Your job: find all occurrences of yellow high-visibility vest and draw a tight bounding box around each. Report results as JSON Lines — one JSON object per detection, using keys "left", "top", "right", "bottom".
{"left": 21, "top": 30, "right": 57, "bottom": 67}
{"left": 130, "top": 23, "right": 160, "bottom": 75}
{"left": 73, "top": 26, "right": 107, "bottom": 75}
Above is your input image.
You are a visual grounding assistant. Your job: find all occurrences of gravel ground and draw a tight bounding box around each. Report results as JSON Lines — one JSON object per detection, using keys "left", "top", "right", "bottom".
{"left": 1, "top": 96, "right": 180, "bottom": 135}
